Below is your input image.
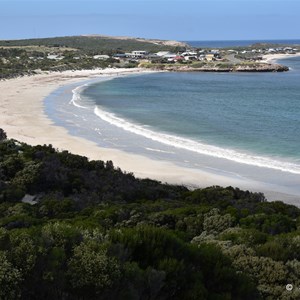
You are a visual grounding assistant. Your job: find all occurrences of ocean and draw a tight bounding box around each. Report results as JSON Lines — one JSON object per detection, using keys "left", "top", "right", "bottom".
{"left": 45, "top": 56, "right": 300, "bottom": 200}
{"left": 185, "top": 39, "right": 300, "bottom": 48}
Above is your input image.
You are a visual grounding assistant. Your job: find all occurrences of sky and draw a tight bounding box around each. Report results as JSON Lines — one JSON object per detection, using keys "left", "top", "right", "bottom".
{"left": 0, "top": 0, "right": 299, "bottom": 41}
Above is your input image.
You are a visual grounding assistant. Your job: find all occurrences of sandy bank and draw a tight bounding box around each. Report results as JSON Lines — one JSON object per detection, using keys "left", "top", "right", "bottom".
{"left": 261, "top": 52, "right": 300, "bottom": 64}
{"left": 0, "top": 68, "right": 299, "bottom": 205}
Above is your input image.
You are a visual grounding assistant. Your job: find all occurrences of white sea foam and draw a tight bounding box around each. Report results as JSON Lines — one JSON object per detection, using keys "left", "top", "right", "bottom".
{"left": 69, "top": 85, "right": 89, "bottom": 109}
{"left": 94, "top": 106, "right": 300, "bottom": 174}
{"left": 69, "top": 77, "right": 118, "bottom": 109}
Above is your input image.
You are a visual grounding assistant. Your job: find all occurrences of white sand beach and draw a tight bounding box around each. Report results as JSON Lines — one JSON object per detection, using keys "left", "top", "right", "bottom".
{"left": 261, "top": 52, "right": 300, "bottom": 63}
{"left": 1, "top": 66, "right": 299, "bottom": 205}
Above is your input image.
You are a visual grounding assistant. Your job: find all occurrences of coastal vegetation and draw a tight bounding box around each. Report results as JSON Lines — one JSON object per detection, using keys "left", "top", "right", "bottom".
{"left": 0, "top": 35, "right": 297, "bottom": 80}
{"left": 0, "top": 35, "right": 182, "bottom": 79}
{"left": 0, "top": 47, "right": 128, "bottom": 80}
{"left": 1, "top": 130, "right": 300, "bottom": 299}
{"left": 0, "top": 35, "right": 185, "bottom": 53}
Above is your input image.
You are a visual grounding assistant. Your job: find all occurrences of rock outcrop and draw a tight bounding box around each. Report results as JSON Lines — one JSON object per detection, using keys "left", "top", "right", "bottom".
{"left": 149, "top": 63, "right": 289, "bottom": 73}
{"left": 146, "top": 63, "right": 289, "bottom": 72}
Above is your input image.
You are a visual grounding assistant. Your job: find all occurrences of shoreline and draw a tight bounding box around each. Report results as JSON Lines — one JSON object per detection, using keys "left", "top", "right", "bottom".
{"left": 1, "top": 65, "right": 300, "bottom": 205}
{"left": 261, "top": 52, "right": 300, "bottom": 64}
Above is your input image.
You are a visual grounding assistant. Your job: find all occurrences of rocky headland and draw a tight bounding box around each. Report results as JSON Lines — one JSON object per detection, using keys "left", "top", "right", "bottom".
{"left": 145, "top": 62, "right": 289, "bottom": 73}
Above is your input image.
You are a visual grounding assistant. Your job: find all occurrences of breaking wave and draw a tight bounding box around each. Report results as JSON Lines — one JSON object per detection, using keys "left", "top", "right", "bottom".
{"left": 69, "top": 85, "right": 89, "bottom": 109}
{"left": 93, "top": 106, "right": 300, "bottom": 174}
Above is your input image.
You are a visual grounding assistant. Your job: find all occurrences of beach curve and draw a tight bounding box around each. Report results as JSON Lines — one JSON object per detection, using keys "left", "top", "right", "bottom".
{"left": 1, "top": 66, "right": 300, "bottom": 205}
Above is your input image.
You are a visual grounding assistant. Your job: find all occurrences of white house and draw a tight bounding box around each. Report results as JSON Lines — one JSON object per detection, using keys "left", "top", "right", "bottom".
{"left": 184, "top": 56, "right": 198, "bottom": 61}
{"left": 163, "top": 54, "right": 177, "bottom": 60}
{"left": 156, "top": 51, "right": 171, "bottom": 57}
{"left": 93, "top": 55, "right": 110, "bottom": 60}
{"left": 181, "top": 51, "right": 197, "bottom": 57}
{"left": 131, "top": 51, "right": 148, "bottom": 58}
{"left": 47, "top": 54, "right": 64, "bottom": 60}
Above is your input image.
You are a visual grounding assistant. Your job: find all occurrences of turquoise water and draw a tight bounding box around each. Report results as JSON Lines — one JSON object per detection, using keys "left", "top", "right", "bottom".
{"left": 44, "top": 57, "right": 300, "bottom": 200}
{"left": 79, "top": 57, "right": 300, "bottom": 173}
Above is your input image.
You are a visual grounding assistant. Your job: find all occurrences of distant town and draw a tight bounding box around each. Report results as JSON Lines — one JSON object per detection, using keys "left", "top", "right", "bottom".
{"left": 34, "top": 46, "right": 300, "bottom": 64}
{"left": 1, "top": 35, "right": 299, "bottom": 79}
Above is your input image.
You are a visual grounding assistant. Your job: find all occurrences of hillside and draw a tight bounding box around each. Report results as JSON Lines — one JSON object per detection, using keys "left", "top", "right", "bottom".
{"left": 0, "top": 35, "right": 187, "bottom": 53}
{"left": 1, "top": 130, "right": 300, "bottom": 299}
{"left": 82, "top": 34, "right": 188, "bottom": 47}
{"left": 0, "top": 35, "right": 189, "bottom": 79}
{"left": 1, "top": 35, "right": 296, "bottom": 80}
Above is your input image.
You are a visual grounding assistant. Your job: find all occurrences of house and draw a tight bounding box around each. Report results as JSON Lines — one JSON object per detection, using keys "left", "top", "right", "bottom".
{"left": 174, "top": 55, "right": 184, "bottom": 62}
{"left": 47, "top": 54, "right": 64, "bottom": 60}
{"left": 163, "top": 53, "right": 177, "bottom": 61}
{"left": 113, "top": 54, "right": 127, "bottom": 59}
{"left": 205, "top": 54, "right": 215, "bottom": 61}
{"left": 156, "top": 51, "right": 171, "bottom": 57}
{"left": 22, "top": 194, "right": 37, "bottom": 205}
{"left": 184, "top": 55, "right": 198, "bottom": 61}
{"left": 93, "top": 55, "right": 110, "bottom": 60}
{"left": 130, "top": 51, "right": 148, "bottom": 58}
{"left": 181, "top": 51, "right": 197, "bottom": 57}
{"left": 210, "top": 50, "right": 220, "bottom": 55}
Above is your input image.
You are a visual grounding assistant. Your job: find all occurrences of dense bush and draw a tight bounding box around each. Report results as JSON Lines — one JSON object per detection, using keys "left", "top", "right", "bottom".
{"left": 0, "top": 134, "right": 299, "bottom": 299}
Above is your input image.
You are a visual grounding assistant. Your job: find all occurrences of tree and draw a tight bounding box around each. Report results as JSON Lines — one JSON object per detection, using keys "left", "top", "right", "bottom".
{"left": 67, "top": 240, "right": 121, "bottom": 297}
{"left": 0, "top": 129, "right": 7, "bottom": 142}
{"left": 41, "top": 222, "right": 82, "bottom": 251}
{"left": 8, "top": 232, "right": 37, "bottom": 275}
{"left": 220, "top": 244, "right": 288, "bottom": 299}
{"left": 12, "top": 161, "right": 42, "bottom": 193}
{"left": 0, "top": 251, "right": 22, "bottom": 299}
{"left": 203, "top": 208, "right": 234, "bottom": 235}
{"left": 1, "top": 155, "right": 24, "bottom": 179}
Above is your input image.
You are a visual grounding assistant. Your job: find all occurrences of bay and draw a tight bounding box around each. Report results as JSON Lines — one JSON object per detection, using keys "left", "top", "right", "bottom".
{"left": 81, "top": 56, "right": 300, "bottom": 171}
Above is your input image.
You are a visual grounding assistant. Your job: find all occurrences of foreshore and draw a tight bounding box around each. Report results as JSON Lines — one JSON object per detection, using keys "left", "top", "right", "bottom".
{"left": 261, "top": 52, "right": 300, "bottom": 63}
{"left": 1, "top": 64, "right": 300, "bottom": 205}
